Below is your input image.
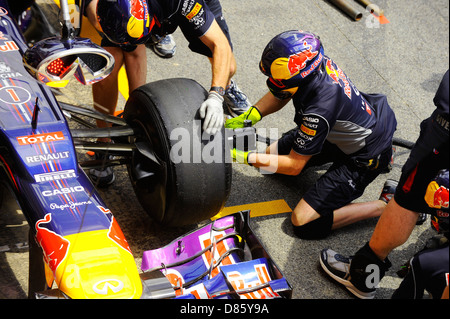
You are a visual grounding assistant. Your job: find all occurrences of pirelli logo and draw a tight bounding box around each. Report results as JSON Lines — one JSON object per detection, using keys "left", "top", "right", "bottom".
{"left": 35, "top": 169, "right": 76, "bottom": 183}
{"left": 300, "top": 124, "right": 316, "bottom": 136}
{"left": 186, "top": 3, "right": 202, "bottom": 20}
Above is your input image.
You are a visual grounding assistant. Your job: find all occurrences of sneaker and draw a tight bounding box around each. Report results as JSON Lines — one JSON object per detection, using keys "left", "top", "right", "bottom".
{"left": 319, "top": 249, "right": 375, "bottom": 299}
{"left": 416, "top": 213, "right": 428, "bottom": 225}
{"left": 149, "top": 34, "right": 176, "bottom": 58}
{"left": 224, "top": 79, "right": 251, "bottom": 117}
{"left": 88, "top": 153, "right": 115, "bottom": 188}
{"left": 381, "top": 146, "right": 396, "bottom": 173}
{"left": 379, "top": 179, "right": 398, "bottom": 204}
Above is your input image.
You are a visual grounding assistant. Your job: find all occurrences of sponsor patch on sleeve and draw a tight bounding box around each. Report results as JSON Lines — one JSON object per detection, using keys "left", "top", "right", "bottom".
{"left": 185, "top": 2, "right": 203, "bottom": 20}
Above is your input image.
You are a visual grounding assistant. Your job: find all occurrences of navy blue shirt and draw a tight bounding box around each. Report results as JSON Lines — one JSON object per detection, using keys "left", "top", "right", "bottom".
{"left": 147, "top": 0, "right": 216, "bottom": 38}
{"left": 85, "top": 0, "right": 220, "bottom": 53}
{"left": 270, "top": 56, "right": 397, "bottom": 160}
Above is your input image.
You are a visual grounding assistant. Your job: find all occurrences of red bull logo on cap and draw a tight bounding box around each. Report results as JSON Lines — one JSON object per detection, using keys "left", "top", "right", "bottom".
{"left": 270, "top": 42, "right": 319, "bottom": 80}
{"left": 287, "top": 42, "right": 318, "bottom": 76}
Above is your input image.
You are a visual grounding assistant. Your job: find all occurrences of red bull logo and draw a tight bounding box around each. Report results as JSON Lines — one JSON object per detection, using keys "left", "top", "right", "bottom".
{"left": 35, "top": 213, "right": 70, "bottom": 274}
{"left": 98, "top": 206, "right": 132, "bottom": 254}
{"left": 130, "top": 0, "right": 146, "bottom": 20}
{"left": 270, "top": 42, "right": 319, "bottom": 80}
{"left": 287, "top": 43, "right": 318, "bottom": 76}
{"left": 127, "top": 0, "right": 150, "bottom": 39}
{"left": 425, "top": 181, "right": 449, "bottom": 209}
{"left": 433, "top": 186, "right": 449, "bottom": 208}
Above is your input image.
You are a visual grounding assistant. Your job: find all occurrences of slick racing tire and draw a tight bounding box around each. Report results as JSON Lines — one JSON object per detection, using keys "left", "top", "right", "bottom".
{"left": 123, "top": 78, "right": 232, "bottom": 227}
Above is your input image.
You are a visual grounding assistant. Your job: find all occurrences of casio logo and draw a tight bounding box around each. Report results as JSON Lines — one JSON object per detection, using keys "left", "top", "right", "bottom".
{"left": 42, "top": 186, "right": 84, "bottom": 197}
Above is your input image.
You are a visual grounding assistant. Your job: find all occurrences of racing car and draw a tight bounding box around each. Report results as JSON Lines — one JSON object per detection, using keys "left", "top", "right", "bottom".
{"left": 0, "top": 0, "right": 292, "bottom": 299}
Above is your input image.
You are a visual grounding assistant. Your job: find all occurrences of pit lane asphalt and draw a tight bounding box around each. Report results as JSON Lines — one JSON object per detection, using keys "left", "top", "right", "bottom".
{"left": 0, "top": 0, "right": 448, "bottom": 300}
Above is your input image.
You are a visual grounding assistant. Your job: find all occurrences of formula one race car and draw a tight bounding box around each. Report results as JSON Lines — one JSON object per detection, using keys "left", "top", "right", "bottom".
{"left": 0, "top": 0, "right": 291, "bottom": 299}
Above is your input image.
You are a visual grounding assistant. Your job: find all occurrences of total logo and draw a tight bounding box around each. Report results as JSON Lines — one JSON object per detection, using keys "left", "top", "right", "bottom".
{"left": 42, "top": 186, "right": 84, "bottom": 197}
{"left": 17, "top": 132, "right": 65, "bottom": 146}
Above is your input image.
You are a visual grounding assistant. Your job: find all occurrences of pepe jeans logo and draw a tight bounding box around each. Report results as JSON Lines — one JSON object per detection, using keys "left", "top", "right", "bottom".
{"left": 49, "top": 200, "right": 93, "bottom": 211}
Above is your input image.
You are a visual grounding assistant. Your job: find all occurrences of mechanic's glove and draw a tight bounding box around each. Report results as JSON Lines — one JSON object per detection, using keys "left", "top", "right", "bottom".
{"left": 199, "top": 91, "right": 224, "bottom": 135}
{"left": 231, "top": 148, "right": 253, "bottom": 165}
{"left": 225, "top": 106, "right": 262, "bottom": 129}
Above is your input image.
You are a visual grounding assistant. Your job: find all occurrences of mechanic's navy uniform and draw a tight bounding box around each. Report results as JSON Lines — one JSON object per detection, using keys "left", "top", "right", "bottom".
{"left": 274, "top": 56, "right": 397, "bottom": 238}
{"left": 389, "top": 70, "right": 449, "bottom": 298}
{"left": 348, "top": 70, "right": 449, "bottom": 297}
{"left": 85, "top": 0, "right": 232, "bottom": 56}
{"left": 392, "top": 168, "right": 449, "bottom": 299}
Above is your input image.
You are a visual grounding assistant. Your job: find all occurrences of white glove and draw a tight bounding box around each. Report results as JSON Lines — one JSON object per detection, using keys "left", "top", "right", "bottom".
{"left": 199, "top": 91, "right": 224, "bottom": 135}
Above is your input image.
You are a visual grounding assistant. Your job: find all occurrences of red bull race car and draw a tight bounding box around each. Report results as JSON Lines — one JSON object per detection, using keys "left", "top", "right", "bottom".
{"left": 0, "top": 0, "right": 292, "bottom": 299}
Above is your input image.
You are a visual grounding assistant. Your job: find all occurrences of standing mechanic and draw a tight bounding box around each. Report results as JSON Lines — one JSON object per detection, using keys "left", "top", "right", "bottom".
{"left": 391, "top": 170, "right": 448, "bottom": 299}
{"left": 320, "top": 70, "right": 449, "bottom": 299}
{"left": 226, "top": 30, "right": 397, "bottom": 240}
{"left": 84, "top": 0, "right": 251, "bottom": 185}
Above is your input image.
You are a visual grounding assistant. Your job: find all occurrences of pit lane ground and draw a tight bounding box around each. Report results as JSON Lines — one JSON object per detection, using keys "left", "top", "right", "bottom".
{"left": 0, "top": 0, "right": 448, "bottom": 301}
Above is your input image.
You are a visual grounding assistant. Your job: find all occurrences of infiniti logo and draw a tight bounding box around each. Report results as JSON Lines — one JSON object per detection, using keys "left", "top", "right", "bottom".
{"left": 93, "top": 279, "right": 124, "bottom": 295}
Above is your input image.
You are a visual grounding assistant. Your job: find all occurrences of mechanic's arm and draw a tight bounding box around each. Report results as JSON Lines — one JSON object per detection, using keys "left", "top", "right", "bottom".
{"left": 230, "top": 92, "right": 311, "bottom": 175}
{"left": 254, "top": 92, "right": 291, "bottom": 116}
{"left": 198, "top": 20, "right": 233, "bottom": 134}
{"left": 247, "top": 148, "right": 312, "bottom": 176}
{"left": 200, "top": 20, "right": 233, "bottom": 90}
{"left": 225, "top": 92, "right": 291, "bottom": 128}
{"left": 85, "top": 0, "right": 100, "bottom": 30}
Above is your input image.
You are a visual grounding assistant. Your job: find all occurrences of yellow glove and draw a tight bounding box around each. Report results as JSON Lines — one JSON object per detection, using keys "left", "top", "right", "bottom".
{"left": 231, "top": 148, "right": 252, "bottom": 165}
{"left": 225, "top": 106, "right": 262, "bottom": 129}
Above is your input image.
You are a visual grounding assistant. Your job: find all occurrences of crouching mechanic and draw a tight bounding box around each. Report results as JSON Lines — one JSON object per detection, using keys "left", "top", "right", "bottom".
{"left": 320, "top": 70, "right": 449, "bottom": 299}
{"left": 225, "top": 30, "right": 397, "bottom": 239}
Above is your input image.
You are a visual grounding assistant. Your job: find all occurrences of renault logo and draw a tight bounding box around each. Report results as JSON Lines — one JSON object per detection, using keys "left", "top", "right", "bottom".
{"left": 93, "top": 279, "right": 124, "bottom": 295}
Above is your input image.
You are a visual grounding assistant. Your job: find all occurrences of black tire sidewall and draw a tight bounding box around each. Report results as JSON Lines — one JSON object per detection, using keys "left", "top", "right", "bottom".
{"left": 124, "top": 78, "right": 231, "bottom": 226}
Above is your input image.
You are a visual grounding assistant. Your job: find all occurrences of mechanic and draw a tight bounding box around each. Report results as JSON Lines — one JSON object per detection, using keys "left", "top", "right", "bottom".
{"left": 226, "top": 30, "right": 397, "bottom": 240}
{"left": 392, "top": 170, "right": 449, "bottom": 299}
{"left": 320, "top": 70, "right": 449, "bottom": 299}
{"left": 84, "top": 0, "right": 251, "bottom": 186}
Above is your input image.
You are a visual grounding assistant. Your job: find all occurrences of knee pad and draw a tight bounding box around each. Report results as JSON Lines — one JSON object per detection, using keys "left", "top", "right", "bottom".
{"left": 292, "top": 212, "right": 333, "bottom": 240}
{"left": 350, "top": 242, "right": 392, "bottom": 293}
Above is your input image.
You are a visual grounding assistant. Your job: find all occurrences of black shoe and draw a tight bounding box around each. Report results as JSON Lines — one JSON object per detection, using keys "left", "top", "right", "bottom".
{"left": 88, "top": 153, "right": 115, "bottom": 187}
{"left": 320, "top": 249, "right": 376, "bottom": 299}
{"left": 416, "top": 213, "right": 428, "bottom": 225}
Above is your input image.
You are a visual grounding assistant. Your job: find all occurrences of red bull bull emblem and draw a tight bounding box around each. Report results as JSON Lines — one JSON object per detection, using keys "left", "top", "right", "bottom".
{"left": 98, "top": 206, "right": 132, "bottom": 254}
{"left": 127, "top": 0, "right": 150, "bottom": 39}
{"left": 130, "top": 0, "right": 146, "bottom": 20}
{"left": 425, "top": 181, "right": 449, "bottom": 209}
{"left": 287, "top": 42, "right": 319, "bottom": 76}
{"left": 35, "top": 213, "right": 70, "bottom": 274}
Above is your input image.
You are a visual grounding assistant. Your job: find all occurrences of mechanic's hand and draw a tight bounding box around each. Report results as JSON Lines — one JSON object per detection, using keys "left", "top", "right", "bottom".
{"left": 225, "top": 106, "right": 262, "bottom": 129}
{"left": 199, "top": 91, "right": 224, "bottom": 135}
{"left": 231, "top": 148, "right": 252, "bottom": 165}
